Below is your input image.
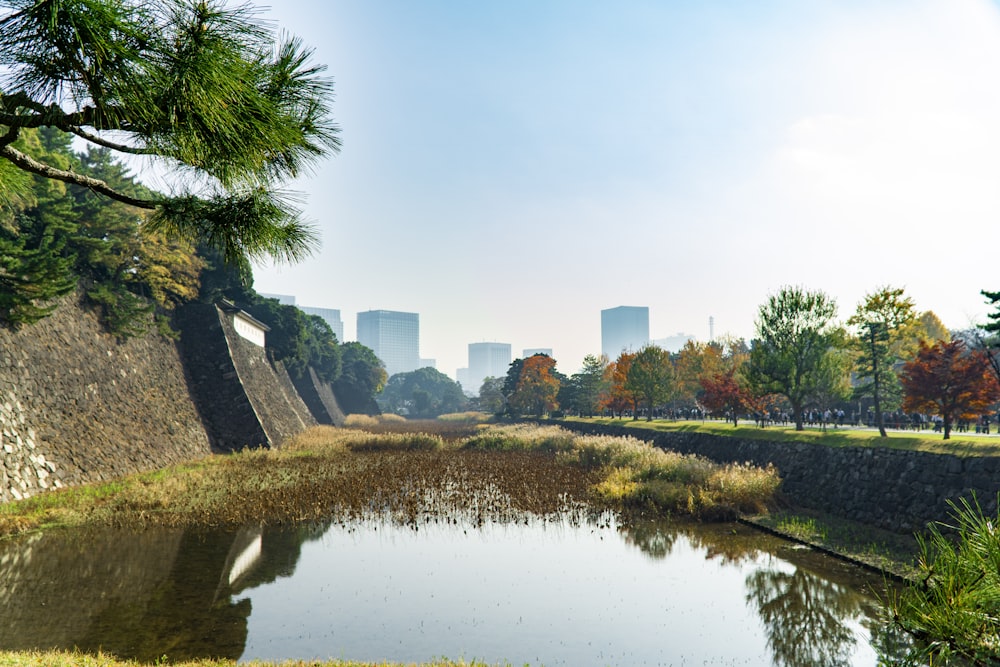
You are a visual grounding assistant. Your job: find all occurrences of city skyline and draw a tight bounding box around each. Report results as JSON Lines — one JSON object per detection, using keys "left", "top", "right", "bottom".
{"left": 356, "top": 310, "right": 420, "bottom": 378}
{"left": 247, "top": 1, "right": 1000, "bottom": 378}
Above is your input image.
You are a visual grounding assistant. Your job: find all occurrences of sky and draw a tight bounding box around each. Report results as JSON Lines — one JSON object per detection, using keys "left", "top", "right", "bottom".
{"left": 245, "top": 0, "right": 1000, "bottom": 380}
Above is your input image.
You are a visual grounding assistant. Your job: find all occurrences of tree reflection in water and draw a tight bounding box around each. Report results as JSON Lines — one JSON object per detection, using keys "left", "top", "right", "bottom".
{"left": 745, "top": 565, "right": 863, "bottom": 667}
{"left": 621, "top": 518, "right": 888, "bottom": 667}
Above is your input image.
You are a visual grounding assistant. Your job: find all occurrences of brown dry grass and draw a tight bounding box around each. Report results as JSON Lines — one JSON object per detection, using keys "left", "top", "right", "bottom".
{"left": 0, "top": 422, "right": 780, "bottom": 538}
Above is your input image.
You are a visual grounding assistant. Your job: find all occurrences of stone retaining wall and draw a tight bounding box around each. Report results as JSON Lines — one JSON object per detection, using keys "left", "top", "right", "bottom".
{"left": 558, "top": 420, "right": 1000, "bottom": 533}
{"left": 0, "top": 292, "right": 212, "bottom": 501}
{"left": 176, "top": 303, "right": 316, "bottom": 451}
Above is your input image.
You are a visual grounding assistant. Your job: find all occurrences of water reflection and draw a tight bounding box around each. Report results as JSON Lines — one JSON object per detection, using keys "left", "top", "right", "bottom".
{"left": 0, "top": 525, "right": 320, "bottom": 662}
{"left": 618, "top": 520, "right": 889, "bottom": 667}
{"left": 0, "top": 517, "right": 898, "bottom": 665}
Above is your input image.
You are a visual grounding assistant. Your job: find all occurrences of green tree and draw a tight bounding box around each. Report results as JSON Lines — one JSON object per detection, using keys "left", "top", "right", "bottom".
{"left": 0, "top": 128, "right": 77, "bottom": 327}
{"left": 378, "top": 367, "right": 468, "bottom": 418}
{"left": 809, "top": 339, "right": 853, "bottom": 430}
{"left": 626, "top": 344, "right": 673, "bottom": 421}
{"left": 847, "top": 286, "right": 917, "bottom": 437}
{"left": 576, "top": 354, "right": 609, "bottom": 417}
{"left": 246, "top": 298, "right": 342, "bottom": 384}
{"left": 332, "top": 342, "right": 387, "bottom": 415}
{"left": 477, "top": 377, "right": 506, "bottom": 415}
{"left": 0, "top": 0, "right": 339, "bottom": 269}
{"left": 746, "top": 286, "right": 841, "bottom": 431}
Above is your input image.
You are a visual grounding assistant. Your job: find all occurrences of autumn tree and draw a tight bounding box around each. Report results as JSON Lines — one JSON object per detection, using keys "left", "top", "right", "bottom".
{"left": 745, "top": 286, "right": 841, "bottom": 431}
{"left": 601, "top": 351, "right": 638, "bottom": 418}
{"left": 699, "top": 369, "right": 752, "bottom": 426}
{"left": 508, "top": 354, "right": 561, "bottom": 417}
{"left": 626, "top": 344, "right": 673, "bottom": 421}
{"left": 848, "top": 286, "right": 916, "bottom": 437}
{"left": 0, "top": 0, "right": 339, "bottom": 269}
{"left": 900, "top": 339, "right": 1000, "bottom": 440}
{"left": 915, "top": 310, "right": 950, "bottom": 345}
{"left": 673, "top": 340, "right": 723, "bottom": 409}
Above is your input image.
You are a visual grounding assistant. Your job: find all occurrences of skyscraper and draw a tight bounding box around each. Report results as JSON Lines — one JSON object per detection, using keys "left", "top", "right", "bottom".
{"left": 601, "top": 306, "right": 649, "bottom": 360}
{"left": 466, "top": 342, "right": 512, "bottom": 393}
{"left": 356, "top": 310, "right": 419, "bottom": 378}
{"left": 300, "top": 306, "right": 344, "bottom": 342}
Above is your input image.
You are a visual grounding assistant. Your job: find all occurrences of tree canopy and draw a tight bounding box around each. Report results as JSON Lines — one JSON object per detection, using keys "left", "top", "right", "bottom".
{"left": 746, "top": 286, "right": 841, "bottom": 430}
{"left": 378, "top": 367, "right": 468, "bottom": 418}
{"left": 0, "top": 0, "right": 339, "bottom": 269}
{"left": 900, "top": 339, "right": 1000, "bottom": 440}
{"left": 626, "top": 344, "right": 673, "bottom": 421}
{"left": 847, "top": 286, "right": 916, "bottom": 437}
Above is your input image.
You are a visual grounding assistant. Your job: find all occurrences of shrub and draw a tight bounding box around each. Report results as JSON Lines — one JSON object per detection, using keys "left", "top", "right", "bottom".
{"left": 884, "top": 495, "right": 1000, "bottom": 665}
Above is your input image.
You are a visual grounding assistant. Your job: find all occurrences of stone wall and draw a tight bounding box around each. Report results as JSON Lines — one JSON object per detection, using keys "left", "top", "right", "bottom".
{"left": 176, "top": 303, "right": 316, "bottom": 451}
{"left": 0, "top": 292, "right": 212, "bottom": 501}
{"left": 558, "top": 421, "right": 1000, "bottom": 533}
{"left": 292, "top": 367, "right": 347, "bottom": 426}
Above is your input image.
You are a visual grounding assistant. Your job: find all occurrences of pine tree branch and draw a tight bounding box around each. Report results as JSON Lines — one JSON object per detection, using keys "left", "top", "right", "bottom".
{"left": 0, "top": 142, "right": 156, "bottom": 210}
{"left": 67, "top": 126, "right": 156, "bottom": 155}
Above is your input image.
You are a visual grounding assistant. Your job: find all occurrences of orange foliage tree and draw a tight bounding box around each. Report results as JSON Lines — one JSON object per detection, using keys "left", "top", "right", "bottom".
{"left": 600, "top": 351, "right": 638, "bottom": 418}
{"left": 900, "top": 339, "right": 1000, "bottom": 440}
{"left": 509, "top": 354, "right": 561, "bottom": 417}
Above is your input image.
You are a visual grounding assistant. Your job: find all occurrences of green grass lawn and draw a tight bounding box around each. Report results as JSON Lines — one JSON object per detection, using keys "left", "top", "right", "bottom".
{"left": 554, "top": 416, "right": 1000, "bottom": 457}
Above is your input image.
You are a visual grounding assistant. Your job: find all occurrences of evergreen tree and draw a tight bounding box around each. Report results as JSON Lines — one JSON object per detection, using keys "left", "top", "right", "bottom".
{"left": 0, "top": 0, "right": 339, "bottom": 270}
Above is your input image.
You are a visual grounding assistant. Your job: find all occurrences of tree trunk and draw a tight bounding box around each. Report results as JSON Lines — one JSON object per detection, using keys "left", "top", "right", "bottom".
{"left": 871, "top": 326, "right": 888, "bottom": 438}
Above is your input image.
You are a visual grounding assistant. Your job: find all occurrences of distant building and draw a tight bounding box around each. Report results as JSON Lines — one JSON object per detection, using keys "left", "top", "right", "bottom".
{"left": 420, "top": 358, "right": 436, "bottom": 370}
{"left": 601, "top": 306, "right": 649, "bottom": 360}
{"left": 259, "top": 292, "right": 296, "bottom": 306}
{"left": 356, "top": 310, "right": 420, "bottom": 378}
{"left": 300, "top": 306, "right": 344, "bottom": 343}
{"left": 653, "top": 333, "right": 696, "bottom": 353}
{"left": 523, "top": 348, "right": 552, "bottom": 358}
{"left": 456, "top": 367, "right": 472, "bottom": 392}
{"left": 465, "top": 342, "right": 512, "bottom": 396}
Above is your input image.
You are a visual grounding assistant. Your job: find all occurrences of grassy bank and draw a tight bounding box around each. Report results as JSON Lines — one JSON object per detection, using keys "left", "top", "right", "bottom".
{"left": 557, "top": 416, "right": 1000, "bottom": 456}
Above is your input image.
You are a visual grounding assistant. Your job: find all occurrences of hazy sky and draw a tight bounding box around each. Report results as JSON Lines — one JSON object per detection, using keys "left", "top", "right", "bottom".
{"left": 249, "top": 0, "right": 1000, "bottom": 379}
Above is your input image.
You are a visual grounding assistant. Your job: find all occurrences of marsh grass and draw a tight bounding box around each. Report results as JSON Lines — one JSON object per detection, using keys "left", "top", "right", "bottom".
{"left": 464, "top": 424, "right": 781, "bottom": 519}
{"left": 437, "top": 411, "right": 492, "bottom": 422}
{"left": 0, "top": 426, "right": 607, "bottom": 537}
{"left": 463, "top": 423, "right": 576, "bottom": 453}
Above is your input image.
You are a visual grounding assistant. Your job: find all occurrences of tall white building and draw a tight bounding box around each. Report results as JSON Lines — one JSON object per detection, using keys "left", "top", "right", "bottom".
{"left": 464, "top": 342, "right": 511, "bottom": 395}
{"left": 300, "top": 306, "right": 344, "bottom": 342}
{"left": 356, "top": 310, "right": 420, "bottom": 378}
{"left": 601, "top": 306, "right": 649, "bottom": 360}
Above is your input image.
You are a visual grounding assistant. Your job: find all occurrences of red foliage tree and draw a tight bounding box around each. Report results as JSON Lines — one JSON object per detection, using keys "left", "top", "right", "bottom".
{"left": 900, "top": 339, "right": 1000, "bottom": 440}
{"left": 699, "top": 369, "right": 752, "bottom": 426}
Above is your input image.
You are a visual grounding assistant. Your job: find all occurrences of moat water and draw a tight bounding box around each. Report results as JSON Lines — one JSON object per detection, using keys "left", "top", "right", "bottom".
{"left": 0, "top": 515, "right": 906, "bottom": 666}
